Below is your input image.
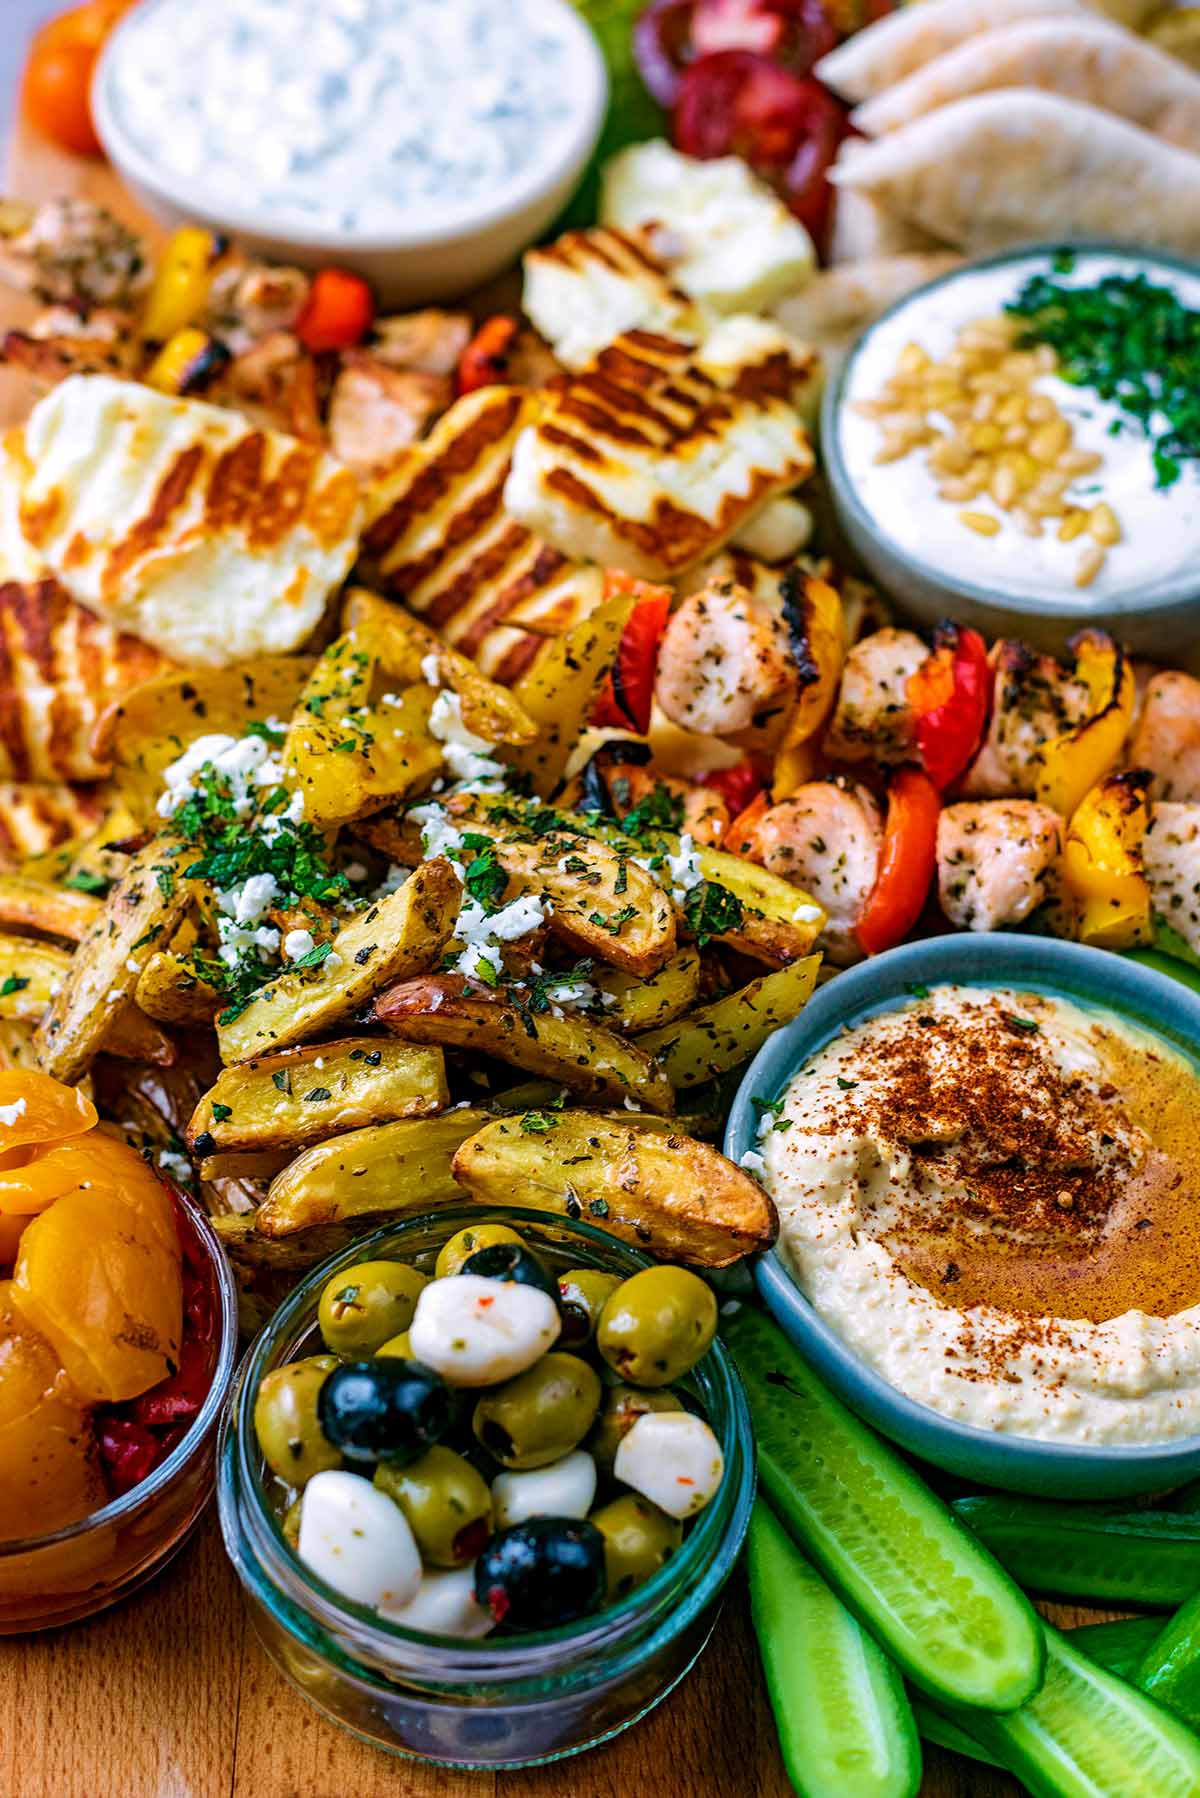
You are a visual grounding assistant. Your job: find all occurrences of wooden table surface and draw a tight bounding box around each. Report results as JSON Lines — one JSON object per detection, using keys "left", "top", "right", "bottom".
{"left": 0, "top": 104, "right": 1087, "bottom": 1798}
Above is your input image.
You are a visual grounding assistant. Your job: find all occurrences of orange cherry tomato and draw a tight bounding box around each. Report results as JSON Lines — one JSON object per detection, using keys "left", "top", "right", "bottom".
{"left": 0, "top": 1282, "right": 105, "bottom": 1542}
{"left": 295, "top": 268, "right": 375, "bottom": 353}
{"left": 22, "top": 0, "right": 140, "bottom": 157}
{"left": 0, "top": 1069, "right": 96, "bottom": 1160}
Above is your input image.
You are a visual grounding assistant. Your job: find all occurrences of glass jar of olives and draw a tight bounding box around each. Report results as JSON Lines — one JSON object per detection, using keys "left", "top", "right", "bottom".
{"left": 217, "top": 1205, "right": 754, "bottom": 1769}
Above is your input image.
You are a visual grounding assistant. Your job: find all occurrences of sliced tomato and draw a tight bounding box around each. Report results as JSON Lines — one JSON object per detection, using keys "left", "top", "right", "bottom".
{"left": 855, "top": 767, "right": 940, "bottom": 957}
{"left": 636, "top": 0, "right": 838, "bottom": 106}
{"left": 457, "top": 316, "right": 519, "bottom": 396}
{"left": 295, "top": 268, "right": 375, "bottom": 353}
{"left": 591, "top": 575, "right": 672, "bottom": 735}
{"left": 703, "top": 758, "right": 768, "bottom": 822}
{"left": 908, "top": 623, "right": 991, "bottom": 792}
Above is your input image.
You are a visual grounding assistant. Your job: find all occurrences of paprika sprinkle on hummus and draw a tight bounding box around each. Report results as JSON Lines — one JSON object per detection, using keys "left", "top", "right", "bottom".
{"left": 763, "top": 984, "right": 1200, "bottom": 1446}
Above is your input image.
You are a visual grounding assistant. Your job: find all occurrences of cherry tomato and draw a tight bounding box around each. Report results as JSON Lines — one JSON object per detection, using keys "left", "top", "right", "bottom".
{"left": 456, "top": 315, "right": 519, "bottom": 396}
{"left": 295, "top": 268, "right": 375, "bottom": 353}
{"left": 635, "top": 0, "right": 837, "bottom": 108}
{"left": 633, "top": 0, "right": 697, "bottom": 107}
{"left": 22, "top": 0, "right": 139, "bottom": 157}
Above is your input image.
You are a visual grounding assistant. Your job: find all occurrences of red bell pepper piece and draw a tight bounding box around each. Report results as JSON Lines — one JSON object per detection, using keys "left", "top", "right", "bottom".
{"left": 591, "top": 575, "right": 673, "bottom": 735}
{"left": 703, "top": 757, "right": 768, "bottom": 822}
{"left": 855, "top": 767, "right": 940, "bottom": 957}
{"left": 907, "top": 622, "right": 991, "bottom": 792}
{"left": 295, "top": 268, "right": 375, "bottom": 353}
{"left": 95, "top": 1416, "right": 160, "bottom": 1497}
{"left": 456, "top": 316, "right": 519, "bottom": 396}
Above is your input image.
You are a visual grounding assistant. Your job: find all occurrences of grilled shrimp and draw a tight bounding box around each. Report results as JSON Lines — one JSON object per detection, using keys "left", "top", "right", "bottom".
{"left": 328, "top": 353, "right": 452, "bottom": 474}
{"left": 822, "top": 627, "right": 927, "bottom": 765}
{"left": 961, "top": 639, "right": 1092, "bottom": 798}
{"left": 739, "top": 778, "right": 883, "bottom": 964}
{"left": 937, "top": 801, "right": 1062, "bottom": 932}
{"left": 654, "top": 576, "right": 796, "bottom": 738}
{"left": 205, "top": 257, "right": 311, "bottom": 354}
{"left": 1143, "top": 803, "right": 1200, "bottom": 954}
{"left": 1127, "top": 672, "right": 1200, "bottom": 803}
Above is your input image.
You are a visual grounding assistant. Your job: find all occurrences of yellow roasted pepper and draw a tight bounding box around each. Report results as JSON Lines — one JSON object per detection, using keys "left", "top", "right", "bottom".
{"left": 774, "top": 573, "right": 844, "bottom": 799}
{"left": 1033, "top": 630, "right": 1135, "bottom": 821}
{"left": 1062, "top": 769, "right": 1153, "bottom": 950}
{"left": 141, "top": 226, "right": 223, "bottom": 344}
{"left": 144, "top": 327, "right": 229, "bottom": 396}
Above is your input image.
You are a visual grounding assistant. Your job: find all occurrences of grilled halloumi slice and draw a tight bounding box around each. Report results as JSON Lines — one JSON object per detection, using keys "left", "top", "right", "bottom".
{"left": 601, "top": 140, "right": 816, "bottom": 316}
{"left": 0, "top": 577, "right": 170, "bottom": 783}
{"left": 8, "top": 374, "right": 362, "bottom": 667}
{"left": 522, "top": 227, "right": 701, "bottom": 371}
{"left": 504, "top": 319, "right": 818, "bottom": 581}
{"left": 360, "top": 384, "right": 605, "bottom": 681}
{"left": 0, "top": 780, "right": 104, "bottom": 870}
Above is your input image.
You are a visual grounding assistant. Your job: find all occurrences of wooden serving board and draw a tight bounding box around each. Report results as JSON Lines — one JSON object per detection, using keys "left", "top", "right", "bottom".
{"left": 0, "top": 109, "right": 1095, "bottom": 1798}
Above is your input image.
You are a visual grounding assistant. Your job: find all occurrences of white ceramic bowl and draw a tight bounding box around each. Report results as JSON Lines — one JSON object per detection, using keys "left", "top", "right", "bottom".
{"left": 92, "top": 0, "right": 608, "bottom": 308}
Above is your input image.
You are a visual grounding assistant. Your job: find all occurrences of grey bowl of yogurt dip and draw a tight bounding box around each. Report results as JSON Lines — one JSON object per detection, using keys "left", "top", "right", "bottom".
{"left": 822, "top": 243, "right": 1200, "bottom": 663}
{"left": 93, "top": 0, "right": 608, "bottom": 305}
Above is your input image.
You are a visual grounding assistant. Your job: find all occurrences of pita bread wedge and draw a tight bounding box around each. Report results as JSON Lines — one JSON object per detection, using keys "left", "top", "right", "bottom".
{"left": 830, "top": 90, "right": 1200, "bottom": 258}
{"left": 775, "top": 254, "right": 964, "bottom": 357}
{"left": 816, "top": 0, "right": 1155, "bottom": 104}
{"left": 827, "top": 142, "right": 950, "bottom": 263}
{"left": 855, "top": 19, "right": 1200, "bottom": 153}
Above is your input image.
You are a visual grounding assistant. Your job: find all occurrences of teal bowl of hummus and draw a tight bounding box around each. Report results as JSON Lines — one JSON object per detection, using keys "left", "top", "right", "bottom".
{"left": 726, "top": 935, "right": 1200, "bottom": 1499}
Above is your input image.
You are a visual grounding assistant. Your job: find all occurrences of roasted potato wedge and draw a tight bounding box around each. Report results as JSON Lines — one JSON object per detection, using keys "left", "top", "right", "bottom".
{"left": 34, "top": 838, "right": 192, "bottom": 1082}
{"left": 187, "top": 1038, "right": 447, "bottom": 1154}
{"left": 104, "top": 1002, "right": 178, "bottom": 1067}
{"left": 690, "top": 847, "right": 825, "bottom": 967}
{"left": 375, "top": 974, "right": 675, "bottom": 1115}
{"left": 593, "top": 949, "right": 701, "bottom": 1032}
{"left": 95, "top": 658, "right": 314, "bottom": 818}
{"left": 342, "top": 588, "right": 537, "bottom": 747}
{"left": 216, "top": 858, "right": 459, "bottom": 1063}
{"left": 505, "top": 590, "right": 638, "bottom": 794}
{"left": 135, "top": 951, "right": 221, "bottom": 1026}
{"left": 636, "top": 955, "right": 821, "bottom": 1089}
{"left": 284, "top": 632, "right": 443, "bottom": 829}
{"left": 255, "top": 1108, "right": 492, "bottom": 1237}
{"left": 0, "top": 875, "right": 103, "bottom": 942}
{"left": 0, "top": 935, "right": 70, "bottom": 1021}
{"left": 0, "top": 1018, "right": 37, "bottom": 1069}
{"left": 452, "top": 1111, "right": 776, "bottom": 1267}
{"left": 198, "top": 1148, "right": 294, "bottom": 1183}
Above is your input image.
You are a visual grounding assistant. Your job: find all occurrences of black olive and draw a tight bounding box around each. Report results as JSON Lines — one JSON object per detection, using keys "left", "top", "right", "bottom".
{"left": 316, "top": 1359, "right": 451, "bottom": 1467}
{"left": 460, "top": 1242, "right": 560, "bottom": 1305}
{"left": 474, "top": 1518, "right": 606, "bottom": 1630}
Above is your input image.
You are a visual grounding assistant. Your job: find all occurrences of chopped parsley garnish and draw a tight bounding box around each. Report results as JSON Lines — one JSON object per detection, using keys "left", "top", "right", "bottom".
{"left": 292, "top": 941, "right": 334, "bottom": 971}
{"left": 211, "top": 1102, "right": 233, "bottom": 1122}
{"left": 590, "top": 904, "right": 638, "bottom": 936}
{"left": 519, "top": 1111, "right": 557, "bottom": 1134}
{"left": 463, "top": 844, "right": 508, "bottom": 914}
{"left": 683, "top": 880, "right": 744, "bottom": 945}
{"left": 0, "top": 975, "right": 28, "bottom": 996}
{"left": 174, "top": 764, "right": 352, "bottom": 909}
{"left": 271, "top": 1070, "right": 289, "bottom": 1093}
{"left": 1007, "top": 268, "right": 1200, "bottom": 489}
{"left": 908, "top": 983, "right": 931, "bottom": 999}
{"left": 64, "top": 868, "right": 112, "bottom": 896}
{"left": 1004, "top": 1013, "right": 1041, "bottom": 1036}
{"left": 620, "top": 782, "right": 685, "bottom": 842}
{"left": 245, "top": 719, "right": 286, "bottom": 748}
{"left": 304, "top": 1087, "right": 332, "bottom": 1103}
{"left": 836, "top": 1077, "right": 858, "bottom": 1091}
{"left": 751, "top": 1095, "right": 786, "bottom": 1120}
{"left": 153, "top": 864, "right": 176, "bottom": 902}
{"left": 588, "top": 1198, "right": 609, "bottom": 1218}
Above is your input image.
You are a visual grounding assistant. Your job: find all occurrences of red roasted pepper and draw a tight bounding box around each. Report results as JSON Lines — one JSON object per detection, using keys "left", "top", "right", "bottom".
{"left": 855, "top": 767, "right": 940, "bottom": 957}
{"left": 591, "top": 574, "right": 673, "bottom": 735}
{"left": 703, "top": 757, "right": 769, "bottom": 822}
{"left": 457, "top": 316, "right": 519, "bottom": 396}
{"left": 295, "top": 268, "right": 375, "bottom": 353}
{"left": 907, "top": 622, "right": 991, "bottom": 792}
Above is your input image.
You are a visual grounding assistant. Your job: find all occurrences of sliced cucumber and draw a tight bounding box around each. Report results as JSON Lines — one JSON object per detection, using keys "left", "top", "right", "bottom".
{"left": 1069, "top": 1615, "right": 1165, "bottom": 1681}
{"left": 910, "top": 1702, "right": 1003, "bottom": 1772}
{"left": 726, "top": 1307, "right": 1044, "bottom": 1711}
{"left": 954, "top": 1497, "right": 1200, "bottom": 1606}
{"left": 1136, "top": 1590, "right": 1200, "bottom": 1732}
{"left": 964, "top": 1623, "right": 1200, "bottom": 1798}
{"left": 749, "top": 1501, "right": 921, "bottom": 1798}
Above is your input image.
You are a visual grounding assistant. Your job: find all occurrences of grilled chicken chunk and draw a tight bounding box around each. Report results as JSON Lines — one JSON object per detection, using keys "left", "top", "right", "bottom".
{"left": 1127, "top": 671, "right": 1200, "bottom": 803}
{"left": 327, "top": 352, "right": 451, "bottom": 473}
{"left": 655, "top": 575, "right": 796, "bottom": 738}
{"left": 937, "top": 800, "right": 1062, "bottom": 932}
{"left": 739, "top": 778, "right": 883, "bottom": 964}
{"left": 823, "top": 626, "right": 927, "bottom": 765}
{"left": 962, "top": 639, "right": 1091, "bottom": 798}
{"left": 0, "top": 198, "right": 149, "bottom": 309}
{"left": 1144, "top": 803, "right": 1200, "bottom": 954}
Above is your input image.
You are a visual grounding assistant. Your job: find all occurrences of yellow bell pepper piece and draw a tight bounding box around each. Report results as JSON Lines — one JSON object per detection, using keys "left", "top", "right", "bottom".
{"left": 141, "top": 226, "right": 221, "bottom": 343}
{"left": 1033, "top": 630, "right": 1135, "bottom": 822}
{"left": 1062, "top": 769, "right": 1153, "bottom": 950}
{"left": 773, "top": 573, "right": 844, "bottom": 799}
{"left": 144, "top": 328, "right": 229, "bottom": 396}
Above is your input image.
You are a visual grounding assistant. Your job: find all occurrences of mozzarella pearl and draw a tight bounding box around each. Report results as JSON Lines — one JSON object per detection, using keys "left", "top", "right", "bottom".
{"left": 613, "top": 1413, "right": 724, "bottom": 1520}
{"left": 408, "top": 1275, "right": 561, "bottom": 1387}
{"left": 297, "top": 1469, "right": 421, "bottom": 1610}
{"left": 380, "top": 1565, "right": 495, "bottom": 1639}
{"left": 492, "top": 1450, "right": 597, "bottom": 1529}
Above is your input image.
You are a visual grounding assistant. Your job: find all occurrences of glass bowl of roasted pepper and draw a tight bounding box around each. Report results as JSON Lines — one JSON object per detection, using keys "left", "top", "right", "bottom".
{"left": 0, "top": 1069, "right": 237, "bottom": 1632}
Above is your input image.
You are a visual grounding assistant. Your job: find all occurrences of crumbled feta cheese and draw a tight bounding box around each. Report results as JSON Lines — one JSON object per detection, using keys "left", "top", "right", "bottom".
{"left": 216, "top": 915, "right": 281, "bottom": 968}
{"left": 738, "top": 1148, "right": 766, "bottom": 1176}
{"left": 217, "top": 871, "right": 280, "bottom": 927}
{"left": 313, "top": 1057, "right": 325, "bottom": 1070}
{"left": 410, "top": 801, "right": 466, "bottom": 862}
{"left": 379, "top": 692, "right": 404, "bottom": 708}
{"left": 125, "top": 956, "right": 141, "bottom": 973}
{"left": 324, "top": 952, "right": 343, "bottom": 974}
{"left": 158, "top": 730, "right": 293, "bottom": 820}
{"left": 667, "top": 832, "right": 704, "bottom": 902}
{"left": 283, "top": 928, "right": 316, "bottom": 962}
{"left": 543, "top": 978, "right": 597, "bottom": 1011}
{"left": 452, "top": 891, "right": 546, "bottom": 983}
{"left": 0, "top": 1096, "right": 27, "bottom": 1127}
{"left": 428, "top": 691, "right": 504, "bottom": 785}
{"left": 792, "top": 902, "right": 823, "bottom": 924}
{"left": 158, "top": 1148, "right": 193, "bottom": 1185}
{"left": 259, "top": 788, "right": 305, "bottom": 841}
{"left": 420, "top": 652, "right": 443, "bottom": 688}
{"left": 343, "top": 862, "right": 368, "bottom": 883}
{"left": 106, "top": 987, "right": 125, "bottom": 1005}
{"left": 373, "top": 864, "right": 408, "bottom": 897}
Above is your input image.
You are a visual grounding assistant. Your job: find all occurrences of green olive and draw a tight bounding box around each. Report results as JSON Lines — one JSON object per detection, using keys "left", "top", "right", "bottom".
{"left": 374, "top": 1446, "right": 493, "bottom": 1567}
{"left": 592, "top": 1494, "right": 682, "bottom": 1600}
{"left": 376, "top": 1329, "right": 414, "bottom": 1359}
{"left": 596, "top": 1267, "right": 717, "bottom": 1387}
{"left": 557, "top": 1268, "right": 623, "bottom": 1347}
{"left": 281, "top": 1493, "right": 303, "bottom": 1552}
{"left": 253, "top": 1355, "right": 341, "bottom": 1485}
{"left": 435, "top": 1224, "right": 526, "bottom": 1280}
{"left": 318, "top": 1260, "right": 428, "bottom": 1357}
{"left": 586, "top": 1384, "right": 684, "bottom": 1473}
{"left": 473, "top": 1352, "right": 602, "bottom": 1470}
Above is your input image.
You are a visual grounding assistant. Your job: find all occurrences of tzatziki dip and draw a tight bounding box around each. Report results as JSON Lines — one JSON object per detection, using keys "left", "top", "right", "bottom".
{"left": 101, "top": 0, "right": 599, "bottom": 240}
{"left": 836, "top": 248, "right": 1200, "bottom": 609}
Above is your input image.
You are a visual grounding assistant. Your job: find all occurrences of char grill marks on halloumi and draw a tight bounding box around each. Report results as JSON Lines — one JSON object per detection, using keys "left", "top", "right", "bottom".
{"left": 503, "top": 318, "right": 818, "bottom": 581}
{"left": 359, "top": 383, "right": 605, "bottom": 683}
{"left": 522, "top": 226, "right": 702, "bottom": 371}
{"left": 0, "top": 577, "right": 170, "bottom": 782}
{"left": 7, "top": 374, "right": 362, "bottom": 667}
{"left": 0, "top": 779, "right": 103, "bottom": 869}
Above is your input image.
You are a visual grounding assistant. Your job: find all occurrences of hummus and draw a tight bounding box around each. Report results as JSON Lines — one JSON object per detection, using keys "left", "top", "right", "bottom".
{"left": 763, "top": 984, "right": 1200, "bottom": 1445}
